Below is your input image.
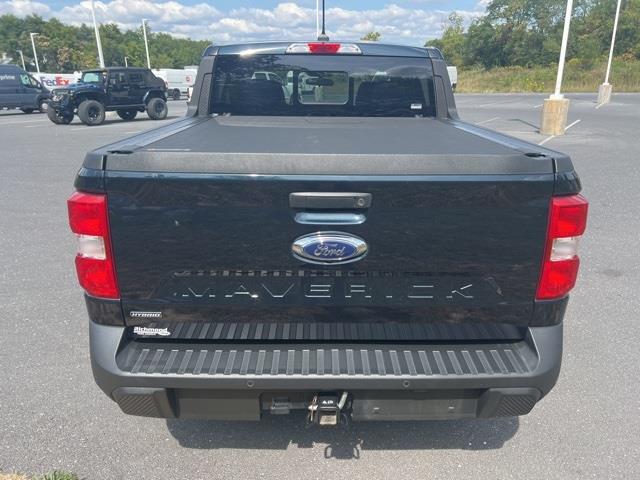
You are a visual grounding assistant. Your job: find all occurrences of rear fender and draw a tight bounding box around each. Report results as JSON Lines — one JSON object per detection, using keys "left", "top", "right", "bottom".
{"left": 143, "top": 89, "right": 167, "bottom": 104}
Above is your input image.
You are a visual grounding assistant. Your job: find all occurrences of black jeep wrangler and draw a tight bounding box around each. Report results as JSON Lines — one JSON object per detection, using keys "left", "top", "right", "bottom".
{"left": 47, "top": 67, "right": 168, "bottom": 126}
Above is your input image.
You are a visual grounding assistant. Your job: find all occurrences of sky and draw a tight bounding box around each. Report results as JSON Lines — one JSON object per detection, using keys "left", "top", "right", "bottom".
{"left": 0, "top": 1, "right": 489, "bottom": 46}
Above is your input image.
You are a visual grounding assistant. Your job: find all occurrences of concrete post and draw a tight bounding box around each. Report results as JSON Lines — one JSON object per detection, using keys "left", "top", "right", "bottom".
{"left": 597, "top": 83, "right": 613, "bottom": 104}
{"left": 541, "top": 98, "right": 570, "bottom": 135}
{"left": 598, "top": 0, "right": 622, "bottom": 105}
{"left": 540, "top": 0, "right": 574, "bottom": 136}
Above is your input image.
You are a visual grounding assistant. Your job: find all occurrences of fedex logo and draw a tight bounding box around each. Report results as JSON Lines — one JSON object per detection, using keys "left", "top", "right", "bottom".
{"left": 37, "top": 74, "right": 77, "bottom": 87}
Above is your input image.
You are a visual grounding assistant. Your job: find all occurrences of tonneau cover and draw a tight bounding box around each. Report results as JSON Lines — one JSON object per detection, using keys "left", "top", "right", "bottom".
{"left": 95, "top": 116, "right": 557, "bottom": 175}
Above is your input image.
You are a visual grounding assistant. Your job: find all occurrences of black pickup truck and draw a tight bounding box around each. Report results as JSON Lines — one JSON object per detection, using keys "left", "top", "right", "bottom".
{"left": 68, "top": 41, "right": 588, "bottom": 424}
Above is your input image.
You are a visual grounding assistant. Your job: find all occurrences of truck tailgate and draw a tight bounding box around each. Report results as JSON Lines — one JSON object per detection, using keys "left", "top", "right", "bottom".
{"left": 102, "top": 116, "right": 554, "bottom": 341}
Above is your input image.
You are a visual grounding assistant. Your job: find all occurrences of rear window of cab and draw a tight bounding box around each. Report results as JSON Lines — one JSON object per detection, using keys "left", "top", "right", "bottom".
{"left": 211, "top": 54, "right": 436, "bottom": 117}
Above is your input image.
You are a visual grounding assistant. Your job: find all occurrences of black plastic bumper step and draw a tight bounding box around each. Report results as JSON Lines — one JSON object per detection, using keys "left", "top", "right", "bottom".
{"left": 117, "top": 341, "right": 536, "bottom": 377}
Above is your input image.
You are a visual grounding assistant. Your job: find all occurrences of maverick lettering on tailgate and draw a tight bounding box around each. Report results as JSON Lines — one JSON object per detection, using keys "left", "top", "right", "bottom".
{"left": 165, "top": 270, "right": 502, "bottom": 306}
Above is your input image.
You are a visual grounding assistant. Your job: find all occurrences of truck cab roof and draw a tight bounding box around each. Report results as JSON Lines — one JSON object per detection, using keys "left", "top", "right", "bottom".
{"left": 82, "top": 67, "right": 152, "bottom": 74}
{"left": 203, "top": 41, "right": 443, "bottom": 58}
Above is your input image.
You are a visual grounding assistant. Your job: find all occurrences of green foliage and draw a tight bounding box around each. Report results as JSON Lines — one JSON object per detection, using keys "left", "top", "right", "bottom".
{"left": 0, "top": 14, "right": 211, "bottom": 72}
{"left": 457, "top": 59, "right": 640, "bottom": 93}
{"left": 361, "top": 31, "right": 381, "bottom": 41}
{"left": 425, "top": 0, "right": 640, "bottom": 69}
{"left": 34, "top": 472, "right": 79, "bottom": 480}
{"left": 426, "top": 13, "right": 465, "bottom": 65}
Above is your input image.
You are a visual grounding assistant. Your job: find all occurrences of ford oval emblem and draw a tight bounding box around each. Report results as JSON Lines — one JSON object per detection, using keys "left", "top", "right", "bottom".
{"left": 292, "top": 232, "right": 368, "bottom": 265}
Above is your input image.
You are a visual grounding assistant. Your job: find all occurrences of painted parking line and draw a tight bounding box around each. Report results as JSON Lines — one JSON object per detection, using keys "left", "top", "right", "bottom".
{"left": 477, "top": 99, "right": 516, "bottom": 107}
{"left": 476, "top": 97, "right": 544, "bottom": 108}
{"left": 565, "top": 119, "right": 582, "bottom": 131}
{"left": 539, "top": 135, "right": 555, "bottom": 145}
{"left": 69, "top": 122, "right": 154, "bottom": 131}
{"left": 537, "top": 118, "right": 581, "bottom": 146}
{"left": 0, "top": 118, "right": 50, "bottom": 126}
{"left": 501, "top": 131, "right": 544, "bottom": 135}
{"left": 476, "top": 116, "right": 500, "bottom": 125}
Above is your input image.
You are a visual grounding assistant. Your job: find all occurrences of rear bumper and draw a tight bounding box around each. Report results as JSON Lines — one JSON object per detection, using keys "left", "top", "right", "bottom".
{"left": 90, "top": 321, "right": 563, "bottom": 421}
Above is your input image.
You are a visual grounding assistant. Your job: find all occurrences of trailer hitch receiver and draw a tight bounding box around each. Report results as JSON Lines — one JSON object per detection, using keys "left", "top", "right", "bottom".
{"left": 307, "top": 391, "right": 350, "bottom": 426}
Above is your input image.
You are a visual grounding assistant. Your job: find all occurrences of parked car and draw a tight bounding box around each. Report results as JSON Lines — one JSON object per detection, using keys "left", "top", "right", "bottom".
{"left": 69, "top": 41, "right": 587, "bottom": 424}
{"left": 447, "top": 65, "right": 458, "bottom": 91}
{"left": 252, "top": 71, "right": 285, "bottom": 83}
{"left": 48, "top": 67, "right": 167, "bottom": 126}
{"left": 0, "top": 64, "right": 50, "bottom": 113}
{"left": 153, "top": 68, "right": 197, "bottom": 100}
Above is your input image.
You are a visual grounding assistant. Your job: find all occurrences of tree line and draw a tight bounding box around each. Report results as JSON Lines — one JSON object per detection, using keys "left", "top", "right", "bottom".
{"left": 0, "top": 14, "right": 211, "bottom": 72}
{"left": 426, "top": 0, "right": 640, "bottom": 69}
{"left": 3, "top": 1, "right": 639, "bottom": 73}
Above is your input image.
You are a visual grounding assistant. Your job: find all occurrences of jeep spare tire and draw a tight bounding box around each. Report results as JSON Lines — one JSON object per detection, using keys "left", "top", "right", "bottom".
{"left": 146, "top": 97, "right": 168, "bottom": 120}
{"left": 78, "top": 99, "right": 106, "bottom": 126}
{"left": 117, "top": 109, "right": 138, "bottom": 121}
{"left": 47, "top": 108, "right": 73, "bottom": 125}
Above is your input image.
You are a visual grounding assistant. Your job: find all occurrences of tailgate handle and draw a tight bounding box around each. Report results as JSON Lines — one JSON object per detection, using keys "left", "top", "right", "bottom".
{"left": 289, "top": 192, "right": 372, "bottom": 210}
{"left": 294, "top": 212, "right": 366, "bottom": 225}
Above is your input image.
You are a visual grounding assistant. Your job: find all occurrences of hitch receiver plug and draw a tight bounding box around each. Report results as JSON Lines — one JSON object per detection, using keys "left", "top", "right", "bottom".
{"left": 307, "top": 391, "right": 350, "bottom": 426}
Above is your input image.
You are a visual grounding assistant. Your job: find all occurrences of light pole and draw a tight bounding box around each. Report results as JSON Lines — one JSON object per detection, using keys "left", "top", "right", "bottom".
{"left": 90, "top": 0, "right": 105, "bottom": 68}
{"left": 316, "top": 0, "right": 320, "bottom": 39}
{"left": 30, "top": 33, "right": 40, "bottom": 75}
{"left": 598, "top": 0, "right": 622, "bottom": 105}
{"left": 17, "top": 49, "right": 26, "bottom": 70}
{"left": 540, "top": 0, "right": 574, "bottom": 135}
{"left": 142, "top": 19, "right": 151, "bottom": 69}
{"left": 124, "top": 56, "right": 129, "bottom": 67}
{"left": 552, "top": 0, "right": 574, "bottom": 100}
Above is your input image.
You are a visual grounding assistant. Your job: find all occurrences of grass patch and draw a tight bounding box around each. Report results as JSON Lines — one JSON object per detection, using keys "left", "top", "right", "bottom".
{"left": 457, "top": 58, "right": 640, "bottom": 93}
{"left": 35, "top": 473, "right": 79, "bottom": 480}
{"left": 0, "top": 473, "right": 79, "bottom": 480}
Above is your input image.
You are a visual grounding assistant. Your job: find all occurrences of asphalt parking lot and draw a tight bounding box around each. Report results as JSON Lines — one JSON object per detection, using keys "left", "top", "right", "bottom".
{"left": 1, "top": 93, "right": 638, "bottom": 479}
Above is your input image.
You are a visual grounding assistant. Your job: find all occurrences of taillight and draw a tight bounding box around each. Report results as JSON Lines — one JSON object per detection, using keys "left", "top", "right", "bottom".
{"left": 536, "top": 194, "right": 588, "bottom": 300}
{"left": 285, "top": 43, "right": 362, "bottom": 54}
{"left": 67, "top": 192, "right": 119, "bottom": 299}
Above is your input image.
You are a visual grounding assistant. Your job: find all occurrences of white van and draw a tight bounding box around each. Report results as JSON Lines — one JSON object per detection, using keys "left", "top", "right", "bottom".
{"left": 447, "top": 66, "right": 458, "bottom": 91}
{"left": 153, "top": 68, "right": 197, "bottom": 100}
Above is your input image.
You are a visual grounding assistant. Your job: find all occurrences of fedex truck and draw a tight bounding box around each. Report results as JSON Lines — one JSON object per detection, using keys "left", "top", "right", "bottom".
{"left": 152, "top": 68, "right": 197, "bottom": 100}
